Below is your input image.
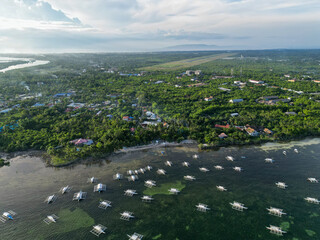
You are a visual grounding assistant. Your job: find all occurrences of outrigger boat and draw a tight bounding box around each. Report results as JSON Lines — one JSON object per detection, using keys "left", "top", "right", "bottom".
{"left": 43, "top": 214, "right": 59, "bottom": 224}
{"left": 90, "top": 224, "right": 107, "bottom": 237}
{"left": 192, "top": 154, "right": 199, "bottom": 159}
{"left": 98, "top": 200, "right": 112, "bottom": 209}
{"left": 230, "top": 201, "right": 247, "bottom": 211}
{"left": 267, "top": 207, "right": 286, "bottom": 217}
{"left": 226, "top": 156, "right": 234, "bottom": 161}
{"left": 113, "top": 173, "right": 123, "bottom": 180}
{"left": 266, "top": 225, "right": 286, "bottom": 236}
{"left": 165, "top": 161, "right": 172, "bottom": 167}
{"left": 216, "top": 185, "right": 227, "bottom": 191}
{"left": 141, "top": 195, "right": 154, "bottom": 203}
{"left": 128, "top": 175, "right": 138, "bottom": 181}
{"left": 88, "top": 177, "right": 98, "bottom": 183}
{"left": 156, "top": 169, "right": 166, "bottom": 175}
{"left": 144, "top": 180, "right": 156, "bottom": 188}
{"left": 0, "top": 211, "right": 16, "bottom": 223}
{"left": 304, "top": 197, "right": 319, "bottom": 204}
{"left": 73, "top": 190, "right": 87, "bottom": 201}
{"left": 184, "top": 175, "right": 196, "bottom": 181}
{"left": 265, "top": 158, "right": 274, "bottom": 163}
{"left": 45, "top": 194, "right": 57, "bottom": 204}
{"left": 275, "top": 182, "right": 287, "bottom": 189}
{"left": 233, "top": 166, "right": 242, "bottom": 172}
{"left": 94, "top": 183, "right": 106, "bottom": 193}
{"left": 214, "top": 165, "right": 224, "bottom": 170}
{"left": 196, "top": 203, "right": 210, "bottom": 212}
{"left": 60, "top": 185, "right": 71, "bottom": 194}
{"left": 127, "top": 232, "right": 143, "bottom": 240}
{"left": 120, "top": 211, "right": 134, "bottom": 221}
{"left": 124, "top": 189, "right": 137, "bottom": 197}
{"left": 182, "top": 161, "right": 190, "bottom": 167}
{"left": 307, "top": 178, "right": 318, "bottom": 183}
{"left": 199, "top": 167, "right": 209, "bottom": 172}
{"left": 168, "top": 188, "right": 180, "bottom": 194}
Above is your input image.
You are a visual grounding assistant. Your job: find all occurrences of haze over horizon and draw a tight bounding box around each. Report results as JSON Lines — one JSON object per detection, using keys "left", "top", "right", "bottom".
{"left": 1, "top": 0, "right": 320, "bottom": 53}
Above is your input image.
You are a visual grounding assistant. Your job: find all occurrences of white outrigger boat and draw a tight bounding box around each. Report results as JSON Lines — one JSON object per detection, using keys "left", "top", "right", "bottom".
{"left": 124, "top": 189, "right": 137, "bottom": 197}
{"left": 113, "top": 173, "right": 123, "bottom": 180}
{"left": 192, "top": 154, "right": 199, "bottom": 159}
{"left": 88, "top": 177, "right": 98, "bottom": 183}
{"left": 138, "top": 168, "right": 145, "bottom": 174}
{"left": 60, "top": 185, "right": 72, "bottom": 194}
{"left": 145, "top": 165, "right": 152, "bottom": 171}
{"left": 233, "top": 166, "right": 242, "bottom": 172}
{"left": 43, "top": 214, "right": 59, "bottom": 224}
{"left": 73, "top": 190, "right": 87, "bottom": 201}
{"left": 144, "top": 180, "right": 156, "bottom": 188}
{"left": 266, "top": 225, "right": 286, "bottom": 236}
{"left": 196, "top": 203, "right": 210, "bottom": 212}
{"left": 127, "top": 170, "right": 134, "bottom": 175}
{"left": 156, "top": 169, "right": 166, "bottom": 175}
{"left": 141, "top": 195, "right": 154, "bottom": 203}
{"left": 275, "top": 182, "right": 287, "bottom": 189}
{"left": 294, "top": 148, "right": 299, "bottom": 153}
{"left": 304, "top": 197, "right": 319, "bottom": 204}
{"left": 199, "top": 167, "right": 210, "bottom": 172}
{"left": 120, "top": 211, "right": 134, "bottom": 221}
{"left": 184, "top": 175, "right": 196, "bottom": 181}
{"left": 90, "top": 224, "right": 107, "bottom": 237}
{"left": 128, "top": 175, "right": 139, "bottom": 182}
{"left": 230, "top": 201, "right": 247, "bottom": 211}
{"left": 127, "top": 232, "right": 143, "bottom": 240}
{"left": 267, "top": 207, "right": 286, "bottom": 217}
{"left": 165, "top": 161, "right": 172, "bottom": 167}
{"left": 265, "top": 158, "right": 274, "bottom": 163}
{"left": 283, "top": 150, "right": 287, "bottom": 156}
{"left": 214, "top": 165, "right": 224, "bottom": 170}
{"left": 226, "top": 156, "right": 234, "bottom": 161}
{"left": 182, "top": 161, "right": 190, "bottom": 167}
{"left": 168, "top": 188, "right": 180, "bottom": 195}
{"left": 45, "top": 194, "right": 57, "bottom": 204}
{"left": 216, "top": 185, "right": 227, "bottom": 191}
{"left": 307, "top": 178, "right": 318, "bottom": 183}
{"left": 0, "top": 211, "right": 16, "bottom": 223}
{"left": 94, "top": 183, "right": 106, "bottom": 193}
{"left": 98, "top": 200, "right": 112, "bottom": 209}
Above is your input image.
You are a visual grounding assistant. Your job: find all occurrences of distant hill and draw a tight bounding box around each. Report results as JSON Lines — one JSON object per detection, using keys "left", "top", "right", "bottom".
{"left": 161, "top": 44, "right": 219, "bottom": 51}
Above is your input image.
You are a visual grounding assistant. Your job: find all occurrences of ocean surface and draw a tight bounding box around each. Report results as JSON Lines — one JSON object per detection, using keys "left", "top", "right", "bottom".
{"left": 0, "top": 139, "right": 319, "bottom": 240}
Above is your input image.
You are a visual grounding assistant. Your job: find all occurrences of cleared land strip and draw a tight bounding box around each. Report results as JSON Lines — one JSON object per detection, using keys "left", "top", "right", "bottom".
{"left": 141, "top": 52, "right": 237, "bottom": 71}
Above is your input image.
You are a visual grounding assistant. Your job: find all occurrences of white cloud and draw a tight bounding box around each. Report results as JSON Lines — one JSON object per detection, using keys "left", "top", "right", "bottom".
{"left": 0, "top": 0, "right": 320, "bottom": 52}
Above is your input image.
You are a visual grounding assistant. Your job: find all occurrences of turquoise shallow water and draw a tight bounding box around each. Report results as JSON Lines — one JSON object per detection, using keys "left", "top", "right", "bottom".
{"left": 0, "top": 139, "right": 319, "bottom": 240}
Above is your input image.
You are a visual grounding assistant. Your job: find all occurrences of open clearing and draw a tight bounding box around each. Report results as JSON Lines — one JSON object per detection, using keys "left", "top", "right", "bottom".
{"left": 141, "top": 52, "right": 236, "bottom": 71}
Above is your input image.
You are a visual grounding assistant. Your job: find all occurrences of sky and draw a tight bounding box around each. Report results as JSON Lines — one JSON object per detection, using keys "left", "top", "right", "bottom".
{"left": 0, "top": 0, "right": 320, "bottom": 52}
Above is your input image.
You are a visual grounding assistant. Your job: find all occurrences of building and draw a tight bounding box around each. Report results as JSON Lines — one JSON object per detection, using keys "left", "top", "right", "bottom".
{"left": 215, "top": 124, "right": 230, "bottom": 129}
{"left": 218, "top": 87, "right": 231, "bottom": 92}
{"left": 230, "top": 113, "right": 239, "bottom": 117}
{"left": 245, "top": 127, "right": 259, "bottom": 137}
{"left": 249, "top": 79, "right": 264, "bottom": 84}
{"left": 218, "top": 133, "right": 228, "bottom": 139}
{"left": 229, "top": 99, "right": 243, "bottom": 103}
{"left": 285, "top": 112, "right": 297, "bottom": 115}
{"left": 264, "top": 128, "right": 273, "bottom": 135}
{"left": 204, "top": 96, "right": 213, "bottom": 101}
{"left": 70, "top": 138, "right": 94, "bottom": 146}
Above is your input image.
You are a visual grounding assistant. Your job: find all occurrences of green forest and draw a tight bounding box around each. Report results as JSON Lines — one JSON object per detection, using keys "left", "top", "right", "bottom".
{"left": 0, "top": 50, "right": 320, "bottom": 165}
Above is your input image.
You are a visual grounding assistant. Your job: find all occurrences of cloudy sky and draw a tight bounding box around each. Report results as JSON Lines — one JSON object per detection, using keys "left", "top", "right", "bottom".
{"left": 1, "top": 0, "right": 320, "bottom": 52}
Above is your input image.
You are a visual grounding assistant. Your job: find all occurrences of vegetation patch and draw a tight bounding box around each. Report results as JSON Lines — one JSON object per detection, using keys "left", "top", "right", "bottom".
{"left": 280, "top": 222, "right": 290, "bottom": 231}
{"left": 143, "top": 181, "right": 186, "bottom": 196}
{"left": 152, "top": 234, "right": 162, "bottom": 239}
{"left": 305, "top": 229, "right": 316, "bottom": 237}
{"left": 0, "top": 158, "right": 9, "bottom": 167}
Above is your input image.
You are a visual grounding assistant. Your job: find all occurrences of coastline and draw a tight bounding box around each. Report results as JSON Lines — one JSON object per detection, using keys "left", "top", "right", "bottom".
{"left": 1, "top": 137, "right": 319, "bottom": 168}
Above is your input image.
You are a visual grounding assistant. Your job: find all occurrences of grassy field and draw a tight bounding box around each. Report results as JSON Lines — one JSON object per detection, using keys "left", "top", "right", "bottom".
{"left": 141, "top": 52, "right": 237, "bottom": 71}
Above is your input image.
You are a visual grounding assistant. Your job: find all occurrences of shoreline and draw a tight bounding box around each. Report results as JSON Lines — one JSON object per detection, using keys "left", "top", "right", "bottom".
{"left": 1, "top": 137, "right": 319, "bottom": 168}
